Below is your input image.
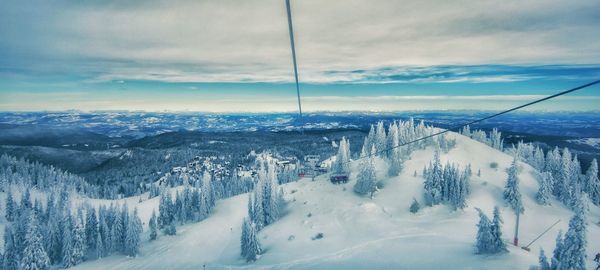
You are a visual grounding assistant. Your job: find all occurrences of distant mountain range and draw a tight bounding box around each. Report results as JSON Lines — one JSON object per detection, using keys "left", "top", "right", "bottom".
{"left": 1, "top": 111, "right": 599, "bottom": 138}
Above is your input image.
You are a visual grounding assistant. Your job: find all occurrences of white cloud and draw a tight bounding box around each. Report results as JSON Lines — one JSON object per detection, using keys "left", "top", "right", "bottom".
{"left": 1, "top": 0, "right": 600, "bottom": 83}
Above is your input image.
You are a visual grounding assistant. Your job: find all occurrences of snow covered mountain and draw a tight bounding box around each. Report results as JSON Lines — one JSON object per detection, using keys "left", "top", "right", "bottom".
{"left": 62, "top": 131, "right": 600, "bottom": 270}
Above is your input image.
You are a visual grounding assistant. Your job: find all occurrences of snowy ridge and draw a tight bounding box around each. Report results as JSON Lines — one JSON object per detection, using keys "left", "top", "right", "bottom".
{"left": 38, "top": 132, "right": 600, "bottom": 269}
{"left": 59, "top": 134, "right": 600, "bottom": 269}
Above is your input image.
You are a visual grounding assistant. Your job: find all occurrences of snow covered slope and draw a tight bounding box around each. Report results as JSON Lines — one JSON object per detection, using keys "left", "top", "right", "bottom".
{"left": 71, "top": 132, "right": 600, "bottom": 270}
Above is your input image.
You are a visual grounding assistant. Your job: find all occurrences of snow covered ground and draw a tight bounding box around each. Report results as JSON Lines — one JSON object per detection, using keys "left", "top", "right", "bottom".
{"left": 3, "top": 131, "right": 599, "bottom": 269}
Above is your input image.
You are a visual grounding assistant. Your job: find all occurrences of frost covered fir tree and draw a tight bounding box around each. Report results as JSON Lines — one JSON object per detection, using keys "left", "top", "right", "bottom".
{"left": 374, "top": 121, "right": 387, "bottom": 155}
{"left": 490, "top": 206, "right": 507, "bottom": 253}
{"left": 475, "top": 207, "right": 506, "bottom": 254}
{"left": 263, "top": 161, "right": 280, "bottom": 225}
{"left": 5, "top": 189, "right": 16, "bottom": 222}
{"left": 95, "top": 232, "right": 104, "bottom": 259}
{"left": 354, "top": 145, "right": 377, "bottom": 197}
{"left": 158, "top": 189, "right": 174, "bottom": 228}
{"left": 71, "top": 218, "right": 86, "bottom": 265}
{"left": 3, "top": 225, "right": 20, "bottom": 270}
{"left": 240, "top": 218, "right": 249, "bottom": 259}
{"left": 199, "top": 170, "right": 216, "bottom": 220}
{"left": 555, "top": 196, "right": 587, "bottom": 270}
{"left": 164, "top": 221, "right": 177, "bottom": 236}
{"left": 331, "top": 137, "right": 351, "bottom": 175}
{"left": 241, "top": 218, "right": 261, "bottom": 262}
{"left": 423, "top": 151, "right": 443, "bottom": 206}
{"left": 85, "top": 207, "right": 98, "bottom": 256}
{"left": 149, "top": 210, "right": 158, "bottom": 241}
{"left": 388, "top": 123, "right": 404, "bottom": 177}
{"left": 46, "top": 208, "right": 63, "bottom": 264}
{"left": 585, "top": 158, "right": 599, "bottom": 205}
{"left": 361, "top": 124, "right": 376, "bottom": 156}
{"left": 125, "top": 209, "right": 143, "bottom": 257}
{"left": 538, "top": 249, "right": 551, "bottom": 270}
{"left": 475, "top": 208, "right": 494, "bottom": 254}
{"left": 533, "top": 146, "right": 546, "bottom": 171}
{"left": 111, "top": 210, "right": 124, "bottom": 252}
{"left": 409, "top": 198, "right": 420, "bottom": 213}
{"left": 248, "top": 160, "right": 284, "bottom": 230}
{"left": 21, "top": 188, "right": 32, "bottom": 210}
{"left": 536, "top": 171, "right": 553, "bottom": 205}
{"left": 504, "top": 157, "right": 524, "bottom": 214}
{"left": 556, "top": 148, "right": 574, "bottom": 206}
{"left": 62, "top": 215, "right": 77, "bottom": 268}
{"left": 99, "top": 215, "right": 111, "bottom": 256}
{"left": 551, "top": 231, "right": 564, "bottom": 269}
{"left": 20, "top": 213, "right": 50, "bottom": 270}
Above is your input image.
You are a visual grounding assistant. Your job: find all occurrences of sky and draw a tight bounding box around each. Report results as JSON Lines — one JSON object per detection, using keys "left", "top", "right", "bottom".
{"left": 1, "top": 0, "right": 600, "bottom": 112}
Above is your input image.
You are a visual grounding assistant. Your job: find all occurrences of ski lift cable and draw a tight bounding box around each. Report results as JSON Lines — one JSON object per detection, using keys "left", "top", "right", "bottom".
{"left": 349, "top": 79, "right": 600, "bottom": 163}
{"left": 282, "top": 2, "right": 600, "bottom": 163}
{"left": 285, "top": 0, "right": 304, "bottom": 131}
{"left": 522, "top": 219, "right": 561, "bottom": 250}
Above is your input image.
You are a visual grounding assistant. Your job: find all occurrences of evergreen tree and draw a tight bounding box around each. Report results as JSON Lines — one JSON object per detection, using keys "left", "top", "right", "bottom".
{"left": 374, "top": 121, "right": 387, "bottom": 155}
{"left": 332, "top": 137, "right": 351, "bottom": 175}
{"left": 546, "top": 147, "right": 561, "bottom": 179}
{"left": 409, "top": 198, "right": 420, "bottom": 213}
{"left": 158, "top": 190, "right": 173, "bottom": 228}
{"left": 265, "top": 161, "right": 282, "bottom": 226}
{"left": 551, "top": 231, "right": 563, "bottom": 270}
{"left": 423, "top": 151, "right": 443, "bottom": 205}
{"left": 111, "top": 211, "right": 124, "bottom": 253}
{"left": 489, "top": 128, "right": 504, "bottom": 151}
{"left": 3, "top": 225, "right": 20, "bottom": 270}
{"left": 557, "top": 198, "right": 587, "bottom": 270}
{"left": 533, "top": 146, "right": 546, "bottom": 171}
{"left": 72, "top": 219, "right": 86, "bottom": 265}
{"left": 125, "top": 209, "right": 142, "bottom": 257}
{"left": 14, "top": 208, "right": 29, "bottom": 259}
{"left": 62, "top": 215, "right": 76, "bottom": 268}
{"left": 490, "top": 206, "right": 507, "bottom": 253}
{"left": 354, "top": 145, "right": 377, "bottom": 197}
{"left": 149, "top": 210, "right": 158, "bottom": 241}
{"left": 251, "top": 189, "right": 264, "bottom": 230}
{"left": 21, "top": 188, "right": 32, "bottom": 210}
{"left": 85, "top": 207, "right": 98, "bottom": 255}
{"left": 536, "top": 172, "right": 553, "bottom": 205}
{"left": 99, "top": 215, "right": 111, "bottom": 256}
{"left": 539, "top": 249, "right": 551, "bottom": 270}
{"left": 5, "top": 189, "right": 16, "bottom": 222}
{"left": 20, "top": 213, "right": 50, "bottom": 270}
{"left": 475, "top": 208, "right": 494, "bottom": 254}
{"left": 556, "top": 148, "right": 573, "bottom": 205}
{"left": 46, "top": 211, "right": 63, "bottom": 264}
{"left": 503, "top": 157, "right": 524, "bottom": 214}
{"left": 388, "top": 124, "right": 403, "bottom": 177}
{"left": 240, "top": 218, "right": 250, "bottom": 259}
{"left": 199, "top": 171, "right": 214, "bottom": 220}
{"left": 362, "top": 124, "right": 375, "bottom": 156}
{"left": 585, "top": 158, "right": 600, "bottom": 205}
{"left": 120, "top": 204, "right": 130, "bottom": 252}
{"left": 95, "top": 232, "right": 104, "bottom": 259}
{"left": 164, "top": 221, "right": 176, "bottom": 236}
{"left": 241, "top": 219, "right": 261, "bottom": 262}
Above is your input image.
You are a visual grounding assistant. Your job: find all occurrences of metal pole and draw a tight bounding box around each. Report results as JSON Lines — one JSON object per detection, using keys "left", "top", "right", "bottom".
{"left": 514, "top": 212, "right": 520, "bottom": 246}
{"left": 285, "top": 0, "right": 304, "bottom": 131}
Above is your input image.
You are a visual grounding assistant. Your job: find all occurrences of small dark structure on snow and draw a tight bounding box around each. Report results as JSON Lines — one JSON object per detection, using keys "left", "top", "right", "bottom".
{"left": 330, "top": 174, "right": 348, "bottom": 184}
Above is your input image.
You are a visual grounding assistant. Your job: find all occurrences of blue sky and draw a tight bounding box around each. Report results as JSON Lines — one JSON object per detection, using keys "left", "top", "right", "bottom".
{"left": 1, "top": 0, "right": 600, "bottom": 112}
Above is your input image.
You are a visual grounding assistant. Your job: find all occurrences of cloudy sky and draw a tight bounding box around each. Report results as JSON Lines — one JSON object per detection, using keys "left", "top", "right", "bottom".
{"left": 1, "top": 0, "right": 599, "bottom": 112}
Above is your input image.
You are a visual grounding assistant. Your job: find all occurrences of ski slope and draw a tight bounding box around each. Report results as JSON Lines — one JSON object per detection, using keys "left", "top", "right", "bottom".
{"left": 10, "top": 132, "right": 599, "bottom": 269}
